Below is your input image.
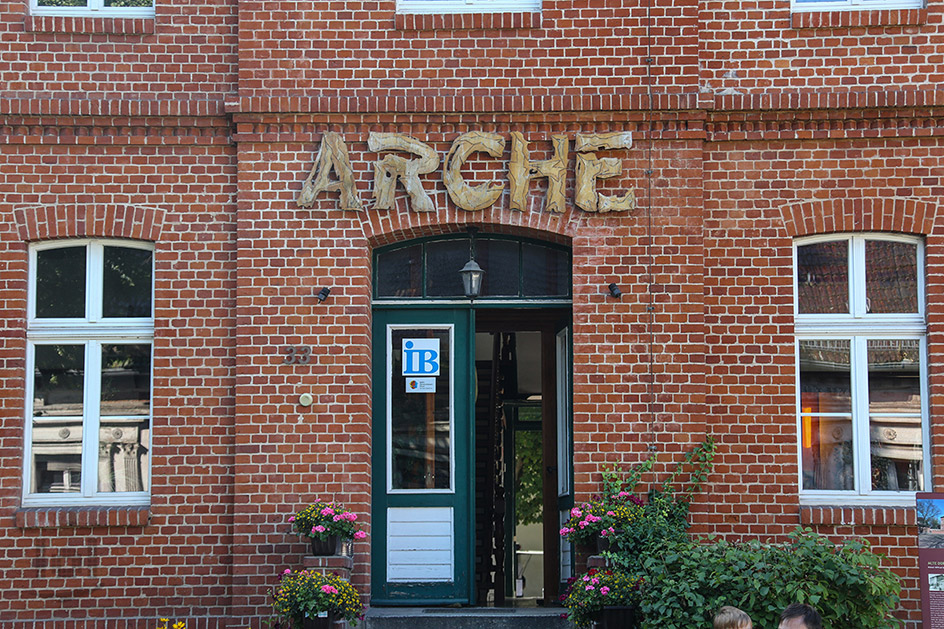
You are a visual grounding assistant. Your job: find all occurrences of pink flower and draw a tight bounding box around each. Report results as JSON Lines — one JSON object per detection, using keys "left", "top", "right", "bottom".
{"left": 283, "top": 568, "right": 291, "bottom": 575}
{"left": 559, "top": 527, "right": 571, "bottom": 537}
{"left": 591, "top": 578, "right": 599, "bottom": 585}
{"left": 585, "top": 585, "right": 595, "bottom": 592}
{"left": 570, "top": 507, "right": 582, "bottom": 517}
{"left": 333, "top": 514, "right": 343, "bottom": 521}
{"left": 600, "top": 586, "right": 610, "bottom": 596}
{"left": 321, "top": 585, "right": 338, "bottom": 595}
{"left": 606, "top": 511, "right": 616, "bottom": 517}
{"left": 354, "top": 530, "right": 367, "bottom": 539}
{"left": 321, "top": 507, "right": 335, "bottom": 516}
{"left": 600, "top": 529, "right": 608, "bottom": 537}
{"left": 582, "top": 575, "right": 590, "bottom": 582}
{"left": 313, "top": 525, "right": 326, "bottom": 533}
{"left": 346, "top": 513, "right": 358, "bottom": 521}
{"left": 288, "top": 516, "right": 295, "bottom": 522}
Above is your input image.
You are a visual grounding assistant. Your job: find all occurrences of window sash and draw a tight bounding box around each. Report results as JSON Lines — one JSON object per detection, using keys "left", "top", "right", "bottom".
{"left": 24, "top": 339, "right": 152, "bottom": 506}
{"left": 796, "top": 334, "right": 929, "bottom": 502}
{"left": 397, "top": 0, "right": 541, "bottom": 14}
{"left": 29, "top": 0, "right": 154, "bottom": 18}
{"left": 792, "top": 0, "right": 922, "bottom": 11}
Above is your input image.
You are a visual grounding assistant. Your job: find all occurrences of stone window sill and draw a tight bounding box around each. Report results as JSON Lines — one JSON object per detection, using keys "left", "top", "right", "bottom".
{"left": 25, "top": 15, "right": 155, "bottom": 35}
{"left": 16, "top": 506, "right": 150, "bottom": 529}
{"left": 791, "top": 8, "right": 927, "bottom": 28}
{"left": 395, "top": 11, "right": 541, "bottom": 31}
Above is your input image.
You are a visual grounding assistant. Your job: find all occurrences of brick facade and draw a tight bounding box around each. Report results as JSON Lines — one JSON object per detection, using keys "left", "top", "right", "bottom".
{"left": 1, "top": 0, "right": 942, "bottom": 627}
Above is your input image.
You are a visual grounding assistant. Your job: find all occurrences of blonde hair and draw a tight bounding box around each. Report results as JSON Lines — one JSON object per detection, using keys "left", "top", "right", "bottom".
{"left": 713, "top": 606, "right": 752, "bottom": 629}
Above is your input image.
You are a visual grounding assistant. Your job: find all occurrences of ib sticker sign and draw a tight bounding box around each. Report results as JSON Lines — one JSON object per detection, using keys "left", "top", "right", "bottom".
{"left": 402, "top": 339, "right": 441, "bottom": 377}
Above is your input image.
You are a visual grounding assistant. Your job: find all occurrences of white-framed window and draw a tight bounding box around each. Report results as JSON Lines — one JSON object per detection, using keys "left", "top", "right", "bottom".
{"left": 791, "top": 0, "right": 922, "bottom": 13}
{"left": 30, "top": 0, "right": 154, "bottom": 18}
{"left": 24, "top": 239, "right": 153, "bottom": 507}
{"left": 794, "top": 233, "right": 928, "bottom": 506}
{"left": 397, "top": 0, "right": 540, "bottom": 14}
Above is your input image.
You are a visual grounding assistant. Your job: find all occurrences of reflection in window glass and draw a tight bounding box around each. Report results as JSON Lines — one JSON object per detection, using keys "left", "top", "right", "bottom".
{"left": 865, "top": 240, "right": 918, "bottom": 314}
{"left": 31, "top": 344, "right": 85, "bottom": 494}
{"left": 376, "top": 244, "right": 423, "bottom": 298}
{"left": 36, "top": 247, "right": 86, "bottom": 318}
{"left": 799, "top": 339, "right": 854, "bottom": 490}
{"left": 797, "top": 241, "right": 848, "bottom": 314}
{"left": 38, "top": 0, "right": 86, "bottom": 5}
{"left": 868, "top": 339, "right": 923, "bottom": 491}
{"left": 103, "top": 247, "right": 152, "bottom": 318}
{"left": 104, "top": 0, "right": 153, "bottom": 6}
{"left": 389, "top": 328, "right": 452, "bottom": 490}
{"left": 799, "top": 339, "right": 851, "bottom": 413}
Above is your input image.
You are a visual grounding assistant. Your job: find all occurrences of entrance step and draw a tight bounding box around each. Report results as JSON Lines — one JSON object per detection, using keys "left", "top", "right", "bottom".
{"left": 363, "top": 607, "right": 573, "bottom": 629}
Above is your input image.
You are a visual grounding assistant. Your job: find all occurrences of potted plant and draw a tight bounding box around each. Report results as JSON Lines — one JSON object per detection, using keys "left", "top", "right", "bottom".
{"left": 560, "top": 567, "right": 642, "bottom": 629}
{"left": 290, "top": 501, "right": 367, "bottom": 555}
{"left": 272, "top": 569, "right": 364, "bottom": 629}
{"left": 559, "top": 493, "right": 644, "bottom": 552}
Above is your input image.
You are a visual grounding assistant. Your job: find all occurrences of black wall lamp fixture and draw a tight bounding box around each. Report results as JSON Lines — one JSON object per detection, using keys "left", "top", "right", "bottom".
{"left": 317, "top": 287, "right": 331, "bottom": 303}
{"left": 608, "top": 283, "right": 622, "bottom": 299}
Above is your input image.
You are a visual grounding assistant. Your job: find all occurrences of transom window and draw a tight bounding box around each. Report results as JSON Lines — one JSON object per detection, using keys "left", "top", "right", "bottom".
{"left": 25, "top": 240, "right": 153, "bottom": 506}
{"left": 397, "top": 0, "right": 540, "bottom": 15}
{"left": 794, "top": 234, "right": 928, "bottom": 505}
{"left": 791, "top": 0, "right": 922, "bottom": 13}
{"left": 374, "top": 235, "right": 571, "bottom": 301}
{"left": 30, "top": 0, "right": 154, "bottom": 18}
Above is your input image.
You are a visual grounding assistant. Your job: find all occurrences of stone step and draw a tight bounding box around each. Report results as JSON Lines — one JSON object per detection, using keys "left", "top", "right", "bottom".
{"left": 363, "top": 607, "right": 573, "bottom": 629}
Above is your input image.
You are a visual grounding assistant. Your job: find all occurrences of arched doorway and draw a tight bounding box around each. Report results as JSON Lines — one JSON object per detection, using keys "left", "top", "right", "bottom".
{"left": 370, "top": 233, "right": 574, "bottom": 607}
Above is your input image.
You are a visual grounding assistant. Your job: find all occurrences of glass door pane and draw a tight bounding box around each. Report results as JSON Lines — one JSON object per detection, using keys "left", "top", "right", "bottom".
{"left": 389, "top": 327, "right": 453, "bottom": 491}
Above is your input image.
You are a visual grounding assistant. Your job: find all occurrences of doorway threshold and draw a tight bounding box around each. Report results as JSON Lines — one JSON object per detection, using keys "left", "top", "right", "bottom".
{"left": 363, "top": 606, "right": 572, "bottom": 629}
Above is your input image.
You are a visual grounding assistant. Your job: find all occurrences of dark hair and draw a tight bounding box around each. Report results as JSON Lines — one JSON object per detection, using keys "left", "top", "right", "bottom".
{"left": 780, "top": 603, "right": 822, "bottom": 629}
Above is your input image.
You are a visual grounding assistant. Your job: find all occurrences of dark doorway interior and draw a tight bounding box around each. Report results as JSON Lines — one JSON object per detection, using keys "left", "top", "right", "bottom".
{"left": 473, "top": 309, "right": 569, "bottom": 607}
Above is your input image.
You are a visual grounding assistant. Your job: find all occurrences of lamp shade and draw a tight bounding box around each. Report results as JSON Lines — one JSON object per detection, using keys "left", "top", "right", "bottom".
{"left": 460, "top": 258, "right": 485, "bottom": 299}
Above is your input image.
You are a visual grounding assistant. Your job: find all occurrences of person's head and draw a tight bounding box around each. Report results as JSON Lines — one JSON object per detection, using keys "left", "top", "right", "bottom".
{"left": 778, "top": 603, "right": 823, "bottom": 629}
{"left": 713, "top": 605, "right": 752, "bottom": 629}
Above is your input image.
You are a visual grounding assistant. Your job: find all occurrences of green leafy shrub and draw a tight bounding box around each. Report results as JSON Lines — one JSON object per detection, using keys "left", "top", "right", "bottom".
{"left": 632, "top": 529, "right": 901, "bottom": 629}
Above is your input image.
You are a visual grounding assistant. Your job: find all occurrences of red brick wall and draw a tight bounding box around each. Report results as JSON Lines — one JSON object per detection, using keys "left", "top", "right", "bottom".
{"left": 0, "top": 0, "right": 238, "bottom": 113}
{"left": 0, "top": 117, "right": 239, "bottom": 628}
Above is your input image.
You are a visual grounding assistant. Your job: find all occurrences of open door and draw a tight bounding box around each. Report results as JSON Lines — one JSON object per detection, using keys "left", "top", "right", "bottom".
{"left": 371, "top": 308, "right": 475, "bottom": 604}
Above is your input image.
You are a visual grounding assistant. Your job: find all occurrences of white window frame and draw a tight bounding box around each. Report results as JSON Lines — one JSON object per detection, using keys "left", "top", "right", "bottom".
{"left": 30, "top": 0, "right": 154, "bottom": 18}
{"left": 24, "top": 239, "right": 154, "bottom": 507}
{"left": 794, "top": 233, "right": 929, "bottom": 506}
{"left": 397, "top": 0, "right": 540, "bottom": 15}
{"left": 791, "top": 0, "right": 922, "bottom": 13}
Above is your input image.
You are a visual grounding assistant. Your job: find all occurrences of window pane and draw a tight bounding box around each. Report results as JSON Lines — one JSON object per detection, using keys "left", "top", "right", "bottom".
{"left": 522, "top": 243, "right": 570, "bottom": 297}
{"left": 425, "top": 240, "right": 467, "bottom": 298}
{"left": 31, "top": 344, "right": 85, "bottom": 494}
{"left": 36, "top": 246, "right": 86, "bottom": 318}
{"left": 104, "top": 0, "right": 153, "bottom": 5}
{"left": 800, "top": 415, "right": 854, "bottom": 491}
{"left": 799, "top": 339, "right": 851, "bottom": 413}
{"left": 101, "top": 344, "right": 151, "bottom": 416}
{"left": 866, "top": 240, "right": 919, "bottom": 314}
{"left": 376, "top": 244, "right": 423, "bottom": 298}
{"left": 103, "top": 246, "right": 152, "bottom": 318}
{"left": 37, "top": 0, "right": 87, "bottom": 5}
{"left": 797, "top": 241, "right": 848, "bottom": 314}
{"left": 868, "top": 339, "right": 923, "bottom": 491}
{"left": 478, "top": 239, "right": 520, "bottom": 297}
{"left": 390, "top": 328, "right": 452, "bottom": 490}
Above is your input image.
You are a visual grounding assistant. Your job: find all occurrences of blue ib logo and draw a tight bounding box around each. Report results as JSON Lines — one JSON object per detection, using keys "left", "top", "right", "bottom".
{"left": 402, "top": 339, "right": 441, "bottom": 377}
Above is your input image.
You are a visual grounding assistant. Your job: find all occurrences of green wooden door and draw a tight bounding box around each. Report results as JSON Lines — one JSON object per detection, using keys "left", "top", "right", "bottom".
{"left": 371, "top": 307, "right": 475, "bottom": 604}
